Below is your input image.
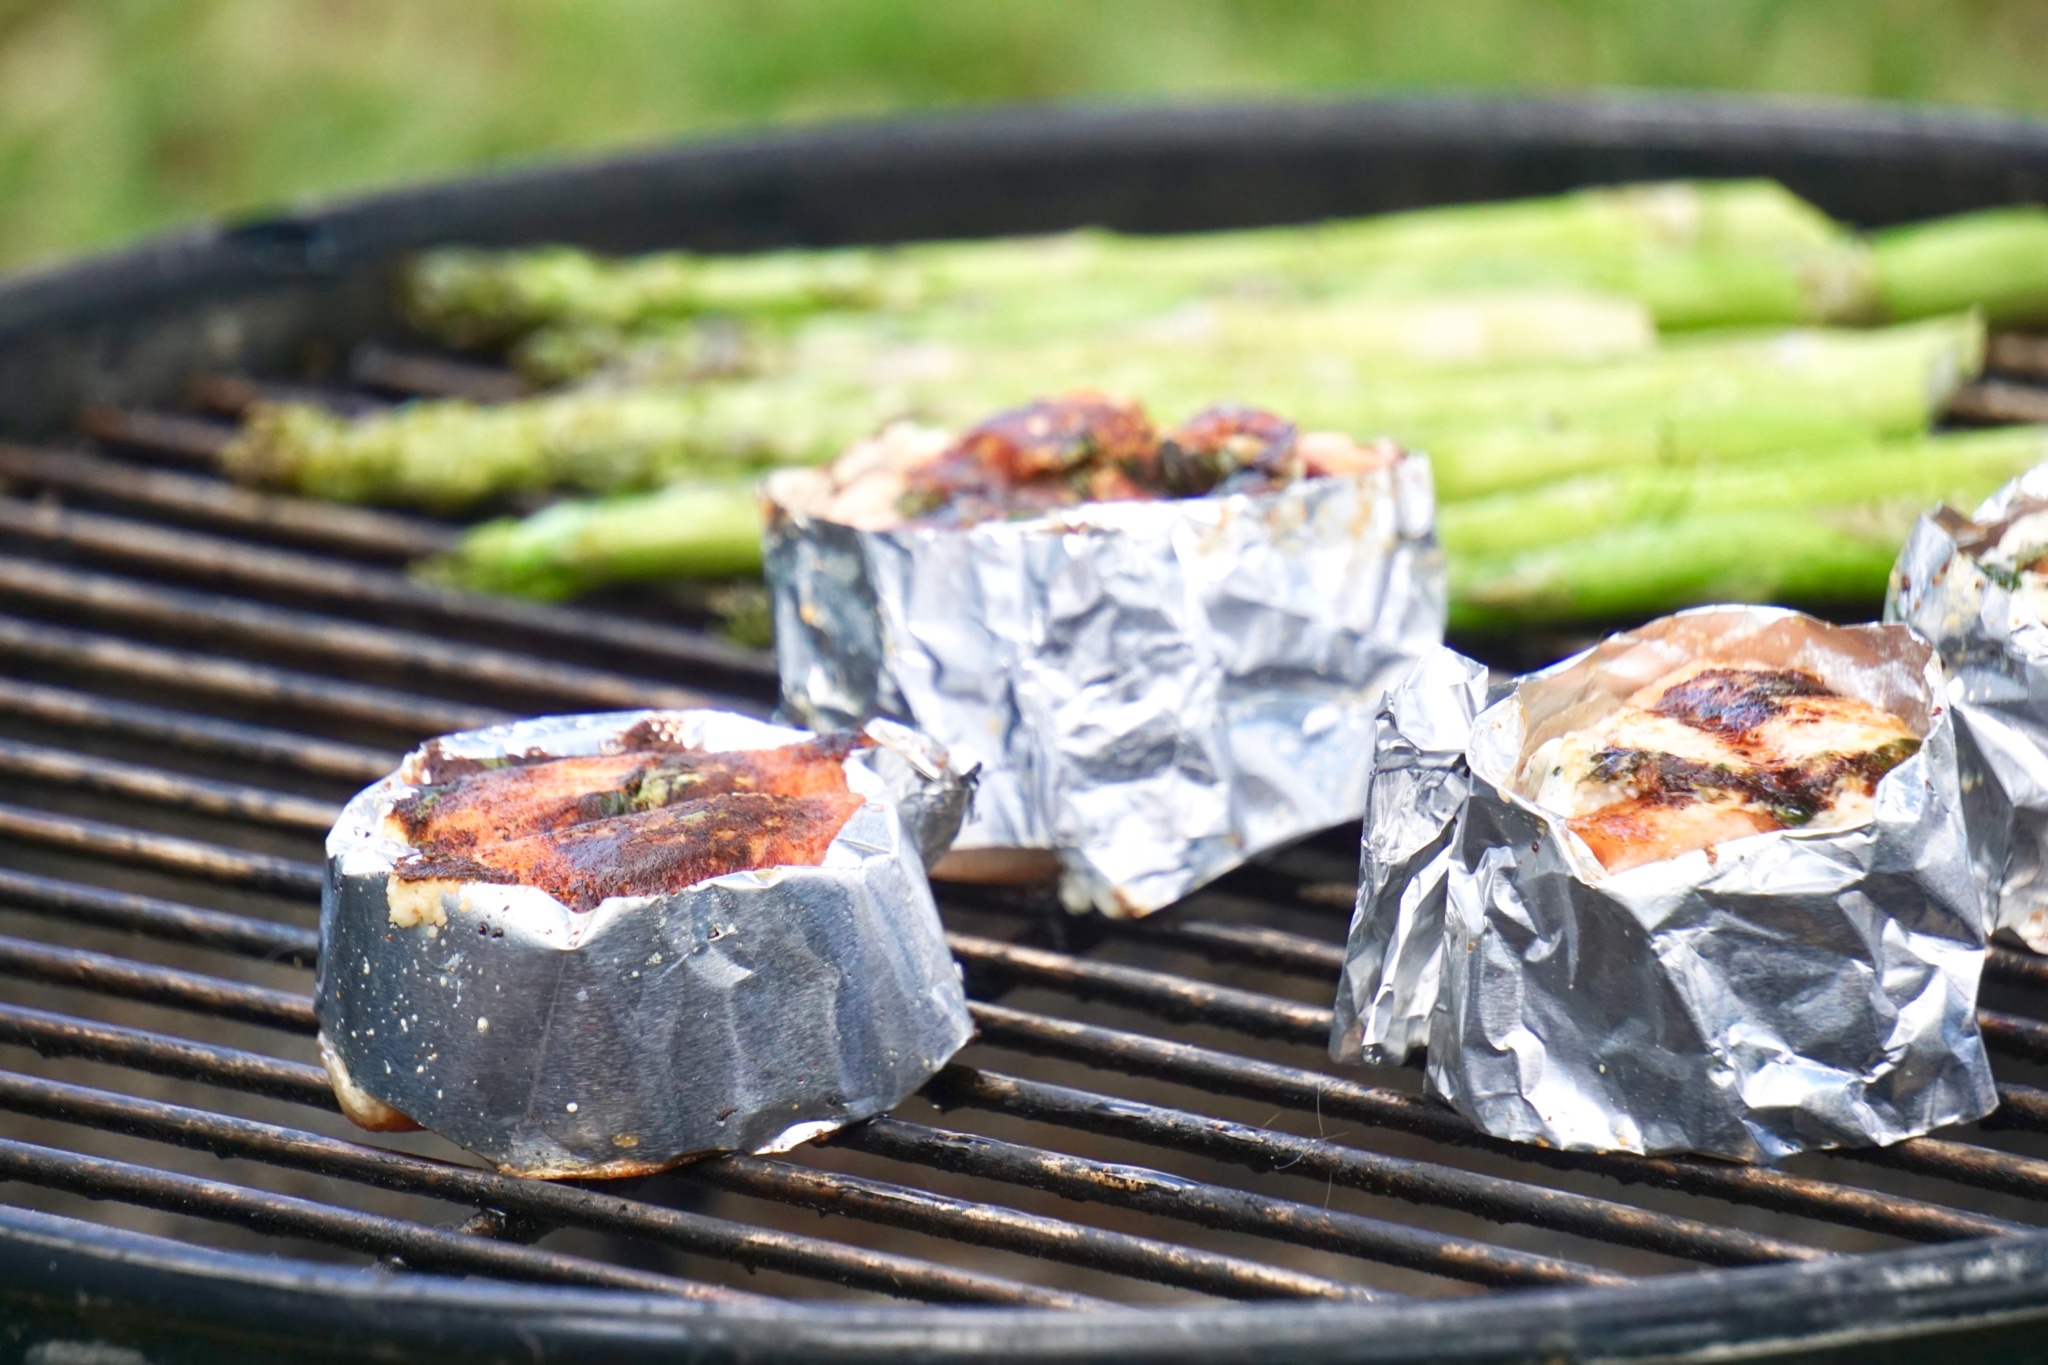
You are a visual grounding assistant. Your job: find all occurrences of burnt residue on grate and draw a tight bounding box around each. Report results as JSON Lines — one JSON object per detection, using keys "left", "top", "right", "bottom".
{"left": 5, "top": 346, "right": 2048, "bottom": 1312}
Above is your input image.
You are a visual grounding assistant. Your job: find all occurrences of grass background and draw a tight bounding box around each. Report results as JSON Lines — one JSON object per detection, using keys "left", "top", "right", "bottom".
{"left": 2, "top": 0, "right": 2047, "bottom": 270}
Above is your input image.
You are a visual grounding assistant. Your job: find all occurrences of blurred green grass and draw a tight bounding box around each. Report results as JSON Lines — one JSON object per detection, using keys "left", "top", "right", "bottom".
{"left": 2, "top": 0, "right": 2047, "bottom": 270}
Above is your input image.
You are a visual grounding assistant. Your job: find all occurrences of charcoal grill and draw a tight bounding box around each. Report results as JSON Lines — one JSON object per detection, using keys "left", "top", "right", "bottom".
{"left": 7, "top": 95, "right": 2048, "bottom": 1363}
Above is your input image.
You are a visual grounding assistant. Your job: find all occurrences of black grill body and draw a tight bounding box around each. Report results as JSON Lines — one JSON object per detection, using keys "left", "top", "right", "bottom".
{"left": 3, "top": 94, "right": 2048, "bottom": 1363}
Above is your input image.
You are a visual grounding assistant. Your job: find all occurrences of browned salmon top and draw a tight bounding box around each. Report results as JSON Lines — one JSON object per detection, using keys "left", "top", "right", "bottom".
{"left": 890, "top": 392, "right": 1393, "bottom": 527}
{"left": 390, "top": 731, "right": 869, "bottom": 909}
{"left": 1520, "top": 659, "right": 1921, "bottom": 873}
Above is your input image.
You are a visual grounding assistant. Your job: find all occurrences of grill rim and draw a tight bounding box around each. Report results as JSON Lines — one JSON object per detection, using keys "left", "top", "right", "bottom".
{"left": 6, "top": 90, "right": 2048, "bottom": 1357}
{"left": 6, "top": 1201, "right": 2048, "bottom": 1363}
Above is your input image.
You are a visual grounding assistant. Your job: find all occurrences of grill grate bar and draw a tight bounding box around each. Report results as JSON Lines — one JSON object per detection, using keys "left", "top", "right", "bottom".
{"left": 837, "top": 1116, "right": 1622, "bottom": 1289}
{"left": 0, "top": 612, "right": 507, "bottom": 736}
{"left": 689, "top": 1151, "right": 1377, "bottom": 1302}
{"left": 0, "top": 1002, "right": 1373, "bottom": 1302}
{"left": 0, "top": 737, "right": 338, "bottom": 832}
{"left": 0, "top": 1001, "right": 332, "bottom": 1106}
{"left": 1986, "top": 1082, "right": 2048, "bottom": 1132}
{"left": 946, "top": 931, "right": 1331, "bottom": 1044}
{"left": 349, "top": 346, "right": 533, "bottom": 404}
{"left": 0, "top": 1068, "right": 1104, "bottom": 1309}
{"left": 0, "top": 442, "right": 457, "bottom": 562}
{"left": 1948, "top": 380, "right": 2048, "bottom": 426}
{"left": 925, "top": 1066, "right": 1830, "bottom": 1268}
{"left": 185, "top": 375, "right": 393, "bottom": 420}
{"left": 0, "top": 677, "right": 398, "bottom": 784}
{"left": 1978, "top": 1011, "right": 2048, "bottom": 1064}
{"left": 75, "top": 408, "right": 236, "bottom": 466}
{"left": 0, "top": 555, "right": 720, "bottom": 715}
{"left": 0, "top": 495, "right": 778, "bottom": 691}
{"left": 0, "top": 1132, "right": 753, "bottom": 1303}
{"left": 1990, "top": 947, "right": 2048, "bottom": 990}
{"left": 1843, "top": 1136, "right": 2048, "bottom": 1205}
{"left": 0, "top": 868, "right": 314, "bottom": 963}
{"left": 1989, "top": 333, "right": 2048, "bottom": 378}
{"left": 968, "top": 1004, "right": 2030, "bottom": 1244}
{"left": 0, "top": 933, "right": 313, "bottom": 1032}
{"left": 0, "top": 802, "right": 323, "bottom": 898}
{"left": 937, "top": 884, "right": 1348, "bottom": 978}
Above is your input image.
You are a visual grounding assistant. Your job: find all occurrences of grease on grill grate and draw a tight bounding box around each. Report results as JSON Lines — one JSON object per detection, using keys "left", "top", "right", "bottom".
{"left": 5, "top": 350, "right": 2048, "bottom": 1306}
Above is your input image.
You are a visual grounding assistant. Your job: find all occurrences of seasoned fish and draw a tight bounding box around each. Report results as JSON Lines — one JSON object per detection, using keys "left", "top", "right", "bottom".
{"left": 783, "top": 391, "right": 1399, "bottom": 530}
{"left": 388, "top": 731, "right": 870, "bottom": 913}
{"left": 396, "top": 790, "right": 867, "bottom": 912}
{"left": 1521, "top": 659, "right": 1920, "bottom": 871}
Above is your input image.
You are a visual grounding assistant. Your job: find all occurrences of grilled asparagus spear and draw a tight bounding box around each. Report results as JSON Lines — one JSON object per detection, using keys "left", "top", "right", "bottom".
{"left": 223, "top": 315, "right": 1980, "bottom": 510}
{"left": 404, "top": 179, "right": 1847, "bottom": 350}
{"left": 1448, "top": 508, "right": 1913, "bottom": 633}
{"left": 1439, "top": 425, "right": 2048, "bottom": 562}
{"left": 419, "top": 476, "right": 764, "bottom": 599}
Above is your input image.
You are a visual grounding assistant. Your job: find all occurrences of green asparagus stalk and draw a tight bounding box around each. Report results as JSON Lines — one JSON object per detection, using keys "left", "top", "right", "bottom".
{"left": 403, "top": 180, "right": 1847, "bottom": 350}
{"left": 418, "top": 475, "right": 765, "bottom": 599}
{"left": 514, "top": 286, "right": 1663, "bottom": 386}
{"left": 1872, "top": 207, "right": 2048, "bottom": 326}
{"left": 1440, "top": 425, "right": 2048, "bottom": 563}
{"left": 222, "top": 314, "right": 1981, "bottom": 510}
{"left": 1447, "top": 506, "right": 1914, "bottom": 633}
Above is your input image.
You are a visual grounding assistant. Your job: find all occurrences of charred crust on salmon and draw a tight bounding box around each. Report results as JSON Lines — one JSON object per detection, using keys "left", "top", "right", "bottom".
{"left": 388, "top": 732, "right": 871, "bottom": 911}
{"left": 1522, "top": 659, "right": 1922, "bottom": 872}
{"left": 1646, "top": 666, "right": 1833, "bottom": 737}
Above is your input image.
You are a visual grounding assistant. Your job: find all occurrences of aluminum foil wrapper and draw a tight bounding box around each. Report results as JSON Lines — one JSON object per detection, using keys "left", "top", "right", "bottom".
{"left": 765, "top": 460, "right": 1444, "bottom": 916}
{"left": 316, "top": 710, "right": 975, "bottom": 1178}
{"left": 1888, "top": 462, "right": 2048, "bottom": 953}
{"left": 1330, "top": 646, "right": 1495, "bottom": 1067}
{"left": 1331, "top": 607, "right": 1995, "bottom": 1162}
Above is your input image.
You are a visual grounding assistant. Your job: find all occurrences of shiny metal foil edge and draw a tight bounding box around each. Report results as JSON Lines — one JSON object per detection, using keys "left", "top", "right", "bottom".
{"left": 1338, "top": 606, "right": 1995, "bottom": 1162}
{"left": 316, "top": 710, "right": 975, "bottom": 1178}
{"left": 1328, "top": 646, "right": 1492, "bottom": 1067}
{"left": 1888, "top": 464, "right": 2048, "bottom": 953}
{"left": 765, "top": 459, "right": 1446, "bottom": 917}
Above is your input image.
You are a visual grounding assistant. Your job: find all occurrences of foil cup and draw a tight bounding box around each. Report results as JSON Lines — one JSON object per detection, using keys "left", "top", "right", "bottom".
{"left": 1889, "top": 463, "right": 2048, "bottom": 952}
{"left": 1331, "top": 607, "right": 1995, "bottom": 1162}
{"left": 317, "top": 710, "right": 976, "bottom": 1178}
{"left": 765, "top": 459, "right": 1445, "bottom": 916}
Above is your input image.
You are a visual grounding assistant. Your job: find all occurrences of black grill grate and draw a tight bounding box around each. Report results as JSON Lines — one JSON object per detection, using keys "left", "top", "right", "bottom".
{"left": 7, "top": 322, "right": 2048, "bottom": 1320}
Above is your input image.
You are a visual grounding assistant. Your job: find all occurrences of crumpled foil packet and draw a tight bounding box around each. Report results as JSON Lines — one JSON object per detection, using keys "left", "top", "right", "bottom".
{"left": 765, "top": 460, "right": 1444, "bottom": 916}
{"left": 317, "top": 710, "right": 976, "bottom": 1178}
{"left": 1330, "top": 608, "right": 1995, "bottom": 1162}
{"left": 1331, "top": 646, "right": 1496, "bottom": 1067}
{"left": 1889, "top": 463, "right": 2048, "bottom": 952}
